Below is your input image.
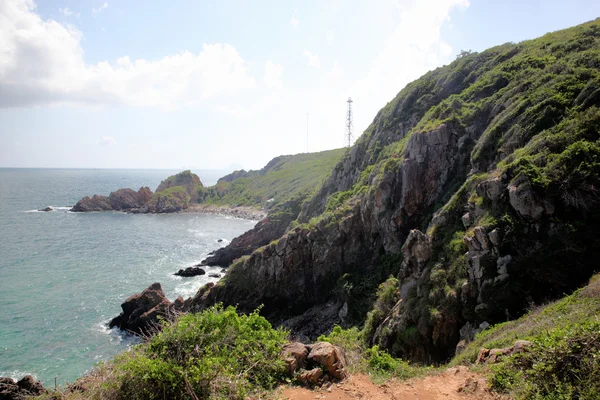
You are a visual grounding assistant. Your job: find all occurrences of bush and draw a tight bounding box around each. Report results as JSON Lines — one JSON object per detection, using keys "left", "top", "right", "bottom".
{"left": 115, "top": 305, "right": 287, "bottom": 400}
{"left": 490, "top": 319, "right": 600, "bottom": 399}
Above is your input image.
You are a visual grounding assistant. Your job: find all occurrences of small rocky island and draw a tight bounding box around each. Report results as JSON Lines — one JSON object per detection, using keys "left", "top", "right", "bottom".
{"left": 71, "top": 170, "right": 202, "bottom": 213}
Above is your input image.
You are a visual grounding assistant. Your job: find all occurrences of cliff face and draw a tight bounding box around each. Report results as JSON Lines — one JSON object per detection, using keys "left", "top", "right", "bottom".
{"left": 195, "top": 19, "right": 600, "bottom": 362}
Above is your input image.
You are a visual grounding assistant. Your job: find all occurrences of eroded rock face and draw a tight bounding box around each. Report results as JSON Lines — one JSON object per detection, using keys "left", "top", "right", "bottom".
{"left": 508, "top": 175, "right": 553, "bottom": 221}
{"left": 0, "top": 375, "right": 45, "bottom": 400}
{"left": 108, "top": 188, "right": 150, "bottom": 210}
{"left": 201, "top": 200, "right": 301, "bottom": 267}
{"left": 71, "top": 187, "right": 153, "bottom": 212}
{"left": 71, "top": 194, "right": 113, "bottom": 212}
{"left": 108, "top": 283, "right": 180, "bottom": 335}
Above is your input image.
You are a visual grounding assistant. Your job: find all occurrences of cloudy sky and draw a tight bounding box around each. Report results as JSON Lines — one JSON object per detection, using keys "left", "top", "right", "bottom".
{"left": 1, "top": 0, "right": 598, "bottom": 170}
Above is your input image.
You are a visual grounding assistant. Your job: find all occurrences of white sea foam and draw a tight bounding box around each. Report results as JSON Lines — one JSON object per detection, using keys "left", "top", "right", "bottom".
{"left": 93, "top": 320, "right": 140, "bottom": 347}
{"left": 0, "top": 370, "right": 38, "bottom": 381}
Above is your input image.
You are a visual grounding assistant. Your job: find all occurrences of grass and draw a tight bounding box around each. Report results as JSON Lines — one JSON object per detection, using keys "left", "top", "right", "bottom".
{"left": 199, "top": 149, "right": 344, "bottom": 208}
{"left": 450, "top": 275, "right": 600, "bottom": 399}
{"left": 317, "top": 326, "right": 433, "bottom": 384}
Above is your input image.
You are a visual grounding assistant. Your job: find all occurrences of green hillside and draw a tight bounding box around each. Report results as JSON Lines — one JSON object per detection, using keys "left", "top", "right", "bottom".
{"left": 199, "top": 148, "right": 345, "bottom": 208}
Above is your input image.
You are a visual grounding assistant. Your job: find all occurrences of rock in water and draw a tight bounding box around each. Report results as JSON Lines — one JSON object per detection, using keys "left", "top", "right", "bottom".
{"left": 174, "top": 266, "right": 206, "bottom": 277}
{"left": 38, "top": 206, "right": 53, "bottom": 212}
{"left": 109, "top": 282, "right": 176, "bottom": 335}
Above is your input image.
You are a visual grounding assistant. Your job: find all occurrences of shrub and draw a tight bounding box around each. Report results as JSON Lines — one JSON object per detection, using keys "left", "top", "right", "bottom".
{"left": 115, "top": 305, "right": 287, "bottom": 400}
{"left": 490, "top": 319, "right": 600, "bottom": 399}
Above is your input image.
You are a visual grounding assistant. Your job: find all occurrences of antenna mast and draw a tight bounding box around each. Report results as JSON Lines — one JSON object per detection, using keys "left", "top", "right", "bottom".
{"left": 345, "top": 97, "right": 354, "bottom": 148}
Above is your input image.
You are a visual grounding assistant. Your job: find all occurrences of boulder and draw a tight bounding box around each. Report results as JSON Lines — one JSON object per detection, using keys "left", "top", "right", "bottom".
{"left": 281, "top": 342, "right": 309, "bottom": 376}
{"left": 174, "top": 266, "right": 206, "bottom": 277}
{"left": 296, "top": 368, "right": 323, "bottom": 386}
{"left": 476, "top": 340, "right": 532, "bottom": 364}
{"left": 108, "top": 283, "right": 176, "bottom": 335}
{"left": 307, "top": 342, "right": 348, "bottom": 380}
{"left": 208, "top": 273, "right": 221, "bottom": 278}
{"left": 38, "top": 206, "right": 53, "bottom": 212}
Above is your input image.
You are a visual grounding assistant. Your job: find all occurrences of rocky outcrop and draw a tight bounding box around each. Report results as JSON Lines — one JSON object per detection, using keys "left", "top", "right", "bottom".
{"left": 38, "top": 206, "right": 53, "bottom": 212}
{"left": 174, "top": 266, "right": 206, "bottom": 277}
{"left": 0, "top": 375, "right": 45, "bottom": 400}
{"left": 156, "top": 170, "right": 202, "bottom": 203}
{"left": 476, "top": 340, "right": 532, "bottom": 364}
{"left": 201, "top": 200, "right": 301, "bottom": 267}
{"left": 108, "top": 283, "right": 183, "bottom": 335}
{"left": 137, "top": 192, "right": 188, "bottom": 213}
{"left": 71, "top": 194, "right": 113, "bottom": 212}
{"left": 70, "top": 171, "right": 203, "bottom": 214}
{"left": 108, "top": 187, "right": 152, "bottom": 210}
{"left": 71, "top": 187, "right": 153, "bottom": 212}
{"left": 282, "top": 341, "right": 348, "bottom": 386}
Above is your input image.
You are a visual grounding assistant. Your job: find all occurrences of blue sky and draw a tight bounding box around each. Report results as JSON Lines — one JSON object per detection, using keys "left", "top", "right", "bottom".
{"left": 1, "top": 0, "right": 599, "bottom": 170}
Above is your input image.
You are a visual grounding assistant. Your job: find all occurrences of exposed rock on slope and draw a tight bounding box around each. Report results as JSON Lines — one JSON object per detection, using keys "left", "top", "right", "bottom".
{"left": 201, "top": 199, "right": 302, "bottom": 267}
{"left": 190, "top": 19, "right": 600, "bottom": 362}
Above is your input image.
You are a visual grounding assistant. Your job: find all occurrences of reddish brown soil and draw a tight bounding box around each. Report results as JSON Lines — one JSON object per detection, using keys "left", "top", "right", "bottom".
{"left": 279, "top": 366, "right": 506, "bottom": 400}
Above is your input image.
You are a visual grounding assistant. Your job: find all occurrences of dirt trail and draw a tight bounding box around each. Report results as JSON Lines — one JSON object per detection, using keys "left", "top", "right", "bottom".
{"left": 280, "top": 366, "right": 504, "bottom": 400}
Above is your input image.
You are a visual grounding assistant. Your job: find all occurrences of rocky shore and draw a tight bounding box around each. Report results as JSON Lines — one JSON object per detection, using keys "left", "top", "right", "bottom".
{"left": 184, "top": 204, "right": 266, "bottom": 220}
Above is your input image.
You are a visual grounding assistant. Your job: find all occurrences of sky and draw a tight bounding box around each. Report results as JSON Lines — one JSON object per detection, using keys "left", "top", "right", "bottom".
{"left": 1, "top": 0, "right": 599, "bottom": 170}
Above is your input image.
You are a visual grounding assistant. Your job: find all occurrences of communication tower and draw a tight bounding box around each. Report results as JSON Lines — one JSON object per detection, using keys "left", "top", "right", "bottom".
{"left": 345, "top": 97, "right": 353, "bottom": 148}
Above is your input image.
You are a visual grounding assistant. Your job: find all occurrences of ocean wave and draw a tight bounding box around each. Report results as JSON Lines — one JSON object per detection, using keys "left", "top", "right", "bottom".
{"left": 92, "top": 320, "right": 140, "bottom": 347}
{"left": 23, "top": 206, "right": 72, "bottom": 213}
{"left": 0, "top": 370, "right": 38, "bottom": 381}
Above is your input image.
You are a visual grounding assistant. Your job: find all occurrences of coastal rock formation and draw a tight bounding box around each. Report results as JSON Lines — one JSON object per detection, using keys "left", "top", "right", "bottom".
{"left": 71, "top": 187, "right": 153, "bottom": 212}
{"left": 0, "top": 375, "right": 46, "bottom": 400}
{"left": 201, "top": 199, "right": 302, "bottom": 267}
{"left": 156, "top": 170, "right": 203, "bottom": 203}
{"left": 174, "top": 266, "right": 206, "bottom": 277}
{"left": 70, "top": 171, "right": 203, "bottom": 214}
{"left": 109, "top": 283, "right": 181, "bottom": 335}
{"left": 71, "top": 194, "right": 113, "bottom": 212}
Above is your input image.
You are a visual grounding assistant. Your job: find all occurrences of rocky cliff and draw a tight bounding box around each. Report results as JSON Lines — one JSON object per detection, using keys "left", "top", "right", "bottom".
{"left": 190, "top": 19, "right": 600, "bottom": 362}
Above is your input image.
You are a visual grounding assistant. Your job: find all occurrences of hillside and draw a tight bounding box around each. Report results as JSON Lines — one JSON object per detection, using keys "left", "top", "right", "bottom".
{"left": 198, "top": 149, "right": 345, "bottom": 209}
{"left": 193, "top": 18, "right": 600, "bottom": 362}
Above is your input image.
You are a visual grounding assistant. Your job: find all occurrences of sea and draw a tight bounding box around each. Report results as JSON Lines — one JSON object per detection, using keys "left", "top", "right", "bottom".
{"left": 0, "top": 168, "right": 257, "bottom": 385}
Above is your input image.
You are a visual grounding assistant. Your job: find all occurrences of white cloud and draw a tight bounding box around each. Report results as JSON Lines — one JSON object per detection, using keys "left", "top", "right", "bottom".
{"left": 96, "top": 136, "right": 115, "bottom": 146}
{"left": 0, "top": 0, "right": 256, "bottom": 109}
{"left": 264, "top": 60, "right": 283, "bottom": 89}
{"left": 92, "top": 2, "right": 108, "bottom": 14}
{"left": 289, "top": 10, "right": 298, "bottom": 29}
{"left": 59, "top": 7, "right": 79, "bottom": 18}
{"left": 303, "top": 51, "right": 320, "bottom": 68}
{"left": 351, "top": 0, "right": 470, "bottom": 133}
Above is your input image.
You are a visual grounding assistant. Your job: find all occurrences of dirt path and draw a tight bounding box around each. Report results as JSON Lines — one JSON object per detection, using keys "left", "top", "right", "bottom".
{"left": 280, "top": 366, "right": 504, "bottom": 400}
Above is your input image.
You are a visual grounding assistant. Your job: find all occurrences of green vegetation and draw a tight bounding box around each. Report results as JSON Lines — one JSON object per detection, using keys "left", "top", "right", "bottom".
{"left": 46, "top": 305, "right": 287, "bottom": 400}
{"left": 199, "top": 149, "right": 344, "bottom": 208}
{"left": 452, "top": 275, "right": 600, "bottom": 399}
{"left": 317, "top": 326, "right": 431, "bottom": 383}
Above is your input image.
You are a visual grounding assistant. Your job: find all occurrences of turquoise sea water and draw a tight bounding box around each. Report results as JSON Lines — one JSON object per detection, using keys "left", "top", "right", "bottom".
{"left": 0, "top": 169, "right": 256, "bottom": 385}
